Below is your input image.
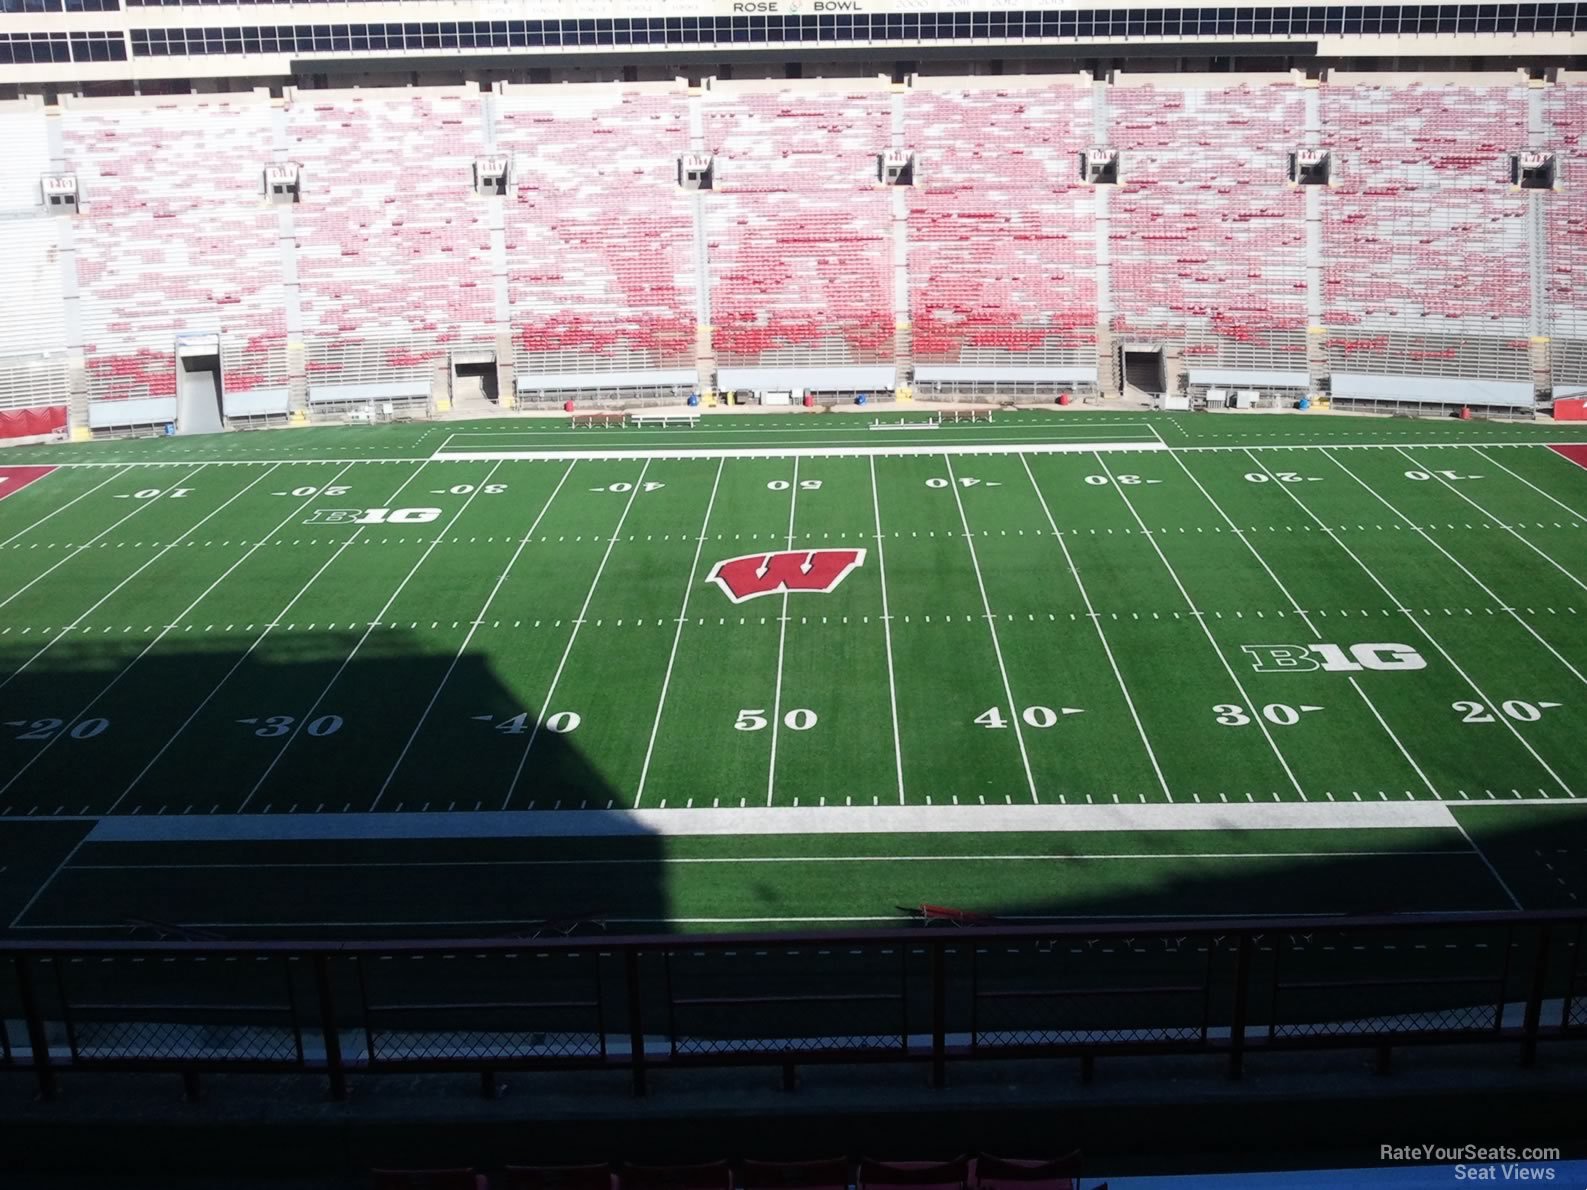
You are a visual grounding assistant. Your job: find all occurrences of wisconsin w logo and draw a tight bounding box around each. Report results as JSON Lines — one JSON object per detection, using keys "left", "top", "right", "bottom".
{"left": 708, "top": 549, "right": 866, "bottom": 604}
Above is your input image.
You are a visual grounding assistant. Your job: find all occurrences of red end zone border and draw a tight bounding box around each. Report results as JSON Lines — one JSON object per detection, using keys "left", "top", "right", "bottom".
{"left": 1546, "top": 444, "right": 1587, "bottom": 471}
{"left": 0, "top": 466, "right": 59, "bottom": 502}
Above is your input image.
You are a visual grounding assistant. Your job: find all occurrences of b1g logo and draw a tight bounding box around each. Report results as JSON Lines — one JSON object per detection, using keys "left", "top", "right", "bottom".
{"left": 304, "top": 507, "right": 441, "bottom": 525}
{"left": 1243, "top": 642, "right": 1427, "bottom": 673}
{"left": 708, "top": 548, "right": 865, "bottom": 604}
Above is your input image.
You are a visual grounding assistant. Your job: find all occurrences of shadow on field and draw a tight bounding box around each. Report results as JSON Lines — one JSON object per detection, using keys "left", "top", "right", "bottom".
{"left": 0, "top": 632, "right": 668, "bottom": 941}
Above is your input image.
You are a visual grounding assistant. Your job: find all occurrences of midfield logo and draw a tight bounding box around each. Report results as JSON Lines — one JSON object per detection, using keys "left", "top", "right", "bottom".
{"left": 708, "top": 548, "right": 866, "bottom": 604}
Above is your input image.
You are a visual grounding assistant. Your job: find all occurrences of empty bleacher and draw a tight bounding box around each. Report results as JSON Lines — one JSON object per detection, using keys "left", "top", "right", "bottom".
{"left": 1320, "top": 79, "right": 1534, "bottom": 409}
{"left": 0, "top": 96, "right": 67, "bottom": 438}
{"left": 4, "top": 73, "right": 1586, "bottom": 433}
{"left": 287, "top": 88, "right": 496, "bottom": 414}
{"left": 1546, "top": 84, "right": 1587, "bottom": 392}
{"left": 904, "top": 80, "right": 1097, "bottom": 395}
{"left": 1109, "top": 80, "right": 1308, "bottom": 384}
{"left": 498, "top": 85, "right": 698, "bottom": 403}
{"left": 59, "top": 94, "right": 286, "bottom": 428}
{"left": 704, "top": 85, "right": 895, "bottom": 396}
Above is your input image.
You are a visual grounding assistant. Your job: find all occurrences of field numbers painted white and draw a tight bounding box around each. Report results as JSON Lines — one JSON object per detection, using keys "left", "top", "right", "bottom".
{"left": 1242, "top": 642, "right": 1426, "bottom": 673}
{"left": 767, "top": 479, "right": 823, "bottom": 491}
{"left": 237, "top": 714, "right": 343, "bottom": 738}
{"left": 590, "top": 482, "right": 665, "bottom": 493}
{"left": 1214, "top": 703, "right": 1323, "bottom": 727}
{"left": 974, "top": 705, "right": 1084, "bottom": 729}
{"left": 1243, "top": 471, "right": 1320, "bottom": 484}
{"left": 7, "top": 717, "right": 109, "bottom": 741}
{"left": 438, "top": 483, "right": 508, "bottom": 496}
{"left": 479, "top": 711, "right": 579, "bottom": 736}
{"left": 1453, "top": 699, "right": 1561, "bottom": 724}
{"left": 925, "top": 476, "right": 1001, "bottom": 489}
{"left": 286, "top": 485, "right": 350, "bottom": 498}
{"left": 1084, "top": 474, "right": 1161, "bottom": 486}
{"left": 736, "top": 707, "right": 816, "bottom": 732}
{"left": 118, "top": 487, "right": 192, "bottom": 500}
{"left": 1404, "top": 470, "right": 1481, "bottom": 482}
{"left": 303, "top": 507, "right": 442, "bottom": 525}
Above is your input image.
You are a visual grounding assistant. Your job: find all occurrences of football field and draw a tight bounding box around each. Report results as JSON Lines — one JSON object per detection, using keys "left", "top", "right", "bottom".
{"left": 3, "top": 409, "right": 1587, "bottom": 936}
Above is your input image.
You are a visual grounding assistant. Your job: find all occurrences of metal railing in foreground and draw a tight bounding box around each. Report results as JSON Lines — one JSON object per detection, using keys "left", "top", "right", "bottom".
{"left": 1, "top": 910, "right": 1582, "bottom": 1102}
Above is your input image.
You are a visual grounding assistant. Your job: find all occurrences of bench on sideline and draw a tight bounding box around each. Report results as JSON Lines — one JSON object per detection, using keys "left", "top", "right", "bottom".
{"left": 628, "top": 412, "right": 699, "bottom": 428}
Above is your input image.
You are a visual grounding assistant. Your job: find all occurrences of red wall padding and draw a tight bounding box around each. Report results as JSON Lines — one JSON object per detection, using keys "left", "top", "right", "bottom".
{"left": 0, "top": 406, "right": 68, "bottom": 440}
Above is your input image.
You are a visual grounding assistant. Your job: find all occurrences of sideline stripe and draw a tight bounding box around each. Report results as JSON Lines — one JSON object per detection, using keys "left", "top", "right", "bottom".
{"left": 67, "top": 849, "right": 1480, "bottom": 871}
{"left": 434, "top": 441, "right": 1166, "bottom": 462}
{"left": 83, "top": 800, "right": 1463, "bottom": 842}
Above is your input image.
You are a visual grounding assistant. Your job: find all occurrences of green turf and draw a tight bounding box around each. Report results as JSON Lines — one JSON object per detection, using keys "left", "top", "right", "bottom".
{"left": 3, "top": 409, "right": 1587, "bottom": 935}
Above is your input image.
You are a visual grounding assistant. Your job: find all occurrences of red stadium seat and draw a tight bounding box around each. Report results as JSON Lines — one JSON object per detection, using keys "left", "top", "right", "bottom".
{"left": 857, "top": 1158, "right": 970, "bottom": 1190}
{"left": 972, "top": 1153, "right": 1083, "bottom": 1190}
{"left": 620, "top": 1162, "right": 734, "bottom": 1190}
{"left": 499, "top": 1164, "right": 617, "bottom": 1190}
{"left": 741, "top": 1158, "right": 853, "bottom": 1190}
{"left": 371, "top": 1169, "right": 487, "bottom": 1190}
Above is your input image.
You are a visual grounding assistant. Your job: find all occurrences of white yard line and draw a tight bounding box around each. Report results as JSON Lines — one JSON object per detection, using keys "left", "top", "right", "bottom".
{"left": 1445, "top": 812, "right": 1523, "bottom": 909}
{"left": 1329, "top": 449, "right": 1587, "bottom": 692}
{"left": 106, "top": 461, "right": 370, "bottom": 814}
{"left": 0, "top": 465, "right": 209, "bottom": 616}
{"left": 0, "top": 465, "right": 248, "bottom": 691}
{"left": 1020, "top": 454, "right": 1171, "bottom": 802}
{"left": 0, "top": 466, "right": 131, "bottom": 549}
{"left": 766, "top": 458, "right": 800, "bottom": 807}
{"left": 1095, "top": 450, "right": 1308, "bottom": 800}
{"left": 870, "top": 455, "right": 907, "bottom": 806}
{"left": 633, "top": 458, "right": 727, "bottom": 809}
{"left": 945, "top": 454, "right": 1040, "bottom": 805}
{"left": 1162, "top": 448, "right": 1440, "bottom": 799}
{"left": 1244, "top": 448, "right": 1575, "bottom": 799}
{"left": 7, "top": 831, "right": 92, "bottom": 929}
{"left": 237, "top": 461, "right": 508, "bottom": 811}
{"left": 1397, "top": 445, "right": 1587, "bottom": 599}
{"left": 370, "top": 460, "right": 579, "bottom": 810}
{"left": 1470, "top": 445, "right": 1587, "bottom": 521}
{"left": 0, "top": 465, "right": 310, "bottom": 796}
{"left": 500, "top": 459, "right": 652, "bottom": 810}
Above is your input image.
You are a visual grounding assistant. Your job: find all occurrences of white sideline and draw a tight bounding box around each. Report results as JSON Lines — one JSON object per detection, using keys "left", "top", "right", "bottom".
{"left": 432, "top": 441, "right": 1167, "bottom": 463}
{"left": 82, "top": 800, "right": 1466, "bottom": 843}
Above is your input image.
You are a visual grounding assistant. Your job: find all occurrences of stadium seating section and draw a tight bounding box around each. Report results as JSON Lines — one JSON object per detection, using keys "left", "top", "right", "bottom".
{"left": 904, "top": 82, "right": 1096, "bottom": 367}
{"left": 499, "top": 87, "right": 698, "bottom": 375}
{"left": 704, "top": 88, "right": 894, "bottom": 366}
{"left": 1109, "top": 82, "right": 1308, "bottom": 371}
{"left": 0, "top": 75, "right": 1582, "bottom": 427}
